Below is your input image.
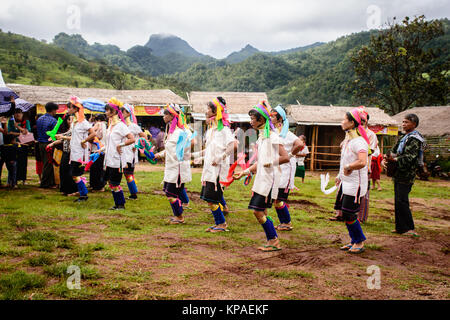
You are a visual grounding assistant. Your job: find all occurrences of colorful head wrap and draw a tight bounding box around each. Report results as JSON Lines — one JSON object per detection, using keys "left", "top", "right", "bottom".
{"left": 166, "top": 103, "right": 185, "bottom": 134}
{"left": 211, "top": 97, "right": 230, "bottom": 131}
{"left": 122, "top": 103, "right": 138, "bottom": 125}
{"left": 348, "top": 106, "right": 370, "bottom": 145}
{"left": 251, "top": 100, "right": 275, "bottom": 138}
{"left": 273, "top": 105, "right": 289, "bottom": 138}
{"left": 107, "top": 97, "right": 126, "bottom": 124}
{"left": 69, "top": 96, "right": 85, "bottom": 123}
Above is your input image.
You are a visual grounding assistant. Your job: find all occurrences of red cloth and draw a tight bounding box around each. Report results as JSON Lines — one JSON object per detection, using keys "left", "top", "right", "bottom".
{"left": 36, "top": 161, "right": 43, "bottom": 175}
{"left": 370, "top": 155, "right": 382, "bottom": 180}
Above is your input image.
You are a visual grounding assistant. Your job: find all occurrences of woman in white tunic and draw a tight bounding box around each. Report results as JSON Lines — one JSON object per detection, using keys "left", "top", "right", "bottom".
{"left": 67, "top": 96, "right": 97, "bottom": 203}
{"left": 100, "top": 98, "right": 135, "bottom": 210}
{"left": 334, "top": 107, "right": 369, "bottom": 254}
{"left": 234, "top": 101, "right": 289, "bottom": 252}
{"left": 199, "top": 97, "right": 236, "bottom": 233}
{"left": 120, "top": 104, "right": 147, "bottom": 200}
{"left": 270, "top": 105, "right": 304, "bottom": 231}
{"left": 154, "top": 104, "right": 192, "bottom": 224}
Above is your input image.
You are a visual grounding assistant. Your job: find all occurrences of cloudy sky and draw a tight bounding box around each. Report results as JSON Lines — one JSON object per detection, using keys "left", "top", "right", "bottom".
{"left": 0, "top": 0, "right": 448, "bottom": 58}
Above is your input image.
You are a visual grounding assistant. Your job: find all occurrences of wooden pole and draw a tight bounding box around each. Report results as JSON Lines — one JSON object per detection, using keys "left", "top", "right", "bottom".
{"left": 311, "top": 125, "right": 317, "bottom": 171}
{"left": 315, "top": 126, "right": 319, "bottom": 170}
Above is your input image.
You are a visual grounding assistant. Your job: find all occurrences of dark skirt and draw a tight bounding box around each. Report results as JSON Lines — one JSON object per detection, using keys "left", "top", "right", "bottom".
{"left": 200, "top": 178, "right": 223, "bottom": 204}
{"left": 277, "top": 187, "right": 290, "bottom": 201}
{"left": 16, "top": 145, "right": 28, "bottom": 181}
{"left": 334, "top": 187, "right": 361, "bottom": 222}
{"left": 89, "top": 153, "right": 106, "bottom": 190}
{"left": 295, "top": 165, "right": 305, "bottom": 178}
{"left": 105, "top": 167, "right": 123, "bottom": 187}
{"left": 122, "top": 162, "right": 135, "bottom": 176}
{"left": 60, "top": 152, "right": 78, "bottom": 195}
{"left": 248, "top": 189, "right": 274, "bottom": 211}
{"left": 70, "top": 161, "right": 85, "bottom": 177}
{"left": 163, "top": 181, "right": 185, "bottom": 199}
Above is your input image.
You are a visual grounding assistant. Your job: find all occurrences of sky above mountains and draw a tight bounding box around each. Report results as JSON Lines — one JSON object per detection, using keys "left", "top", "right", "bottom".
{"left": 0, "top": 0, "right": 449, "bottom": 58}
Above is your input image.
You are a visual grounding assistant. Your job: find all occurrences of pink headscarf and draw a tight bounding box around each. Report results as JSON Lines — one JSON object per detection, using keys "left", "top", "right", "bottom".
{"left": 348, "top": 106, "right": 370, "bottom": 145}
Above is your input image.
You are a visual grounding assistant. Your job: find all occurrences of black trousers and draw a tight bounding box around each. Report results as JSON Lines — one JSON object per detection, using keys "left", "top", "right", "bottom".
{"left": 89, "top": 153, "right": 106, "bottom": 190}
{"left": 60, "top": 152, "right": 78, "bottom": 195}
{"left": 394, "top": 182, "right": 415, "bottom": 233}
{"left": 38, "top": 142, "right": 55, "bottom": 188}
{"left": 16, "top": 145, "right": 28, "bottom": 182}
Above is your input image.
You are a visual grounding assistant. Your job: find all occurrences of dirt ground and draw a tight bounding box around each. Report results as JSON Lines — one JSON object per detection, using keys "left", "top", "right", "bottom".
{"left": 4, "top": 160, "right": 449, "bottom": 300}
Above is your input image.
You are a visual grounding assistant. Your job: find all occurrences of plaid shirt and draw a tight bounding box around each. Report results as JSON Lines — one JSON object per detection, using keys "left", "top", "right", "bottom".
{"left": 36, "top": 113, "right": 57, "bottom": 143}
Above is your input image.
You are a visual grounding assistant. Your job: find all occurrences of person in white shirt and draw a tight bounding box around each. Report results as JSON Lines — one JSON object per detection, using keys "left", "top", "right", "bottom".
{"left": 121, "top": 104, "right": 147, "bottom": 200}
{"left": 197, "top": 97, "right": 236, "bottom": 233}
{"left": 154, "top": 104, "right": 192, "bottom": 224}
{"left": 295, "top": 136, "right": 309, "bottom": 183}
{"left": 359, "top": 111, "right": 378, "bottom": 222}
{"left": 334, "top": 107, "right": 369, "bottom": 254}
{"left": 99, "top": 98, "right": 135, "bottom": 210}
{"left": 234, "top": 101, "right": 289, "bottom": 252}
{"left": 67, "top": 96, "right": 97, "bottom": 203}
{"left": 270, "top": 105, "right": 304, "bottom": 231}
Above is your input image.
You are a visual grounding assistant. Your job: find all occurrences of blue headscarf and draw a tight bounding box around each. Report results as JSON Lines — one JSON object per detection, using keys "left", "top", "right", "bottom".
{"left": 274, "top": 105, "right": 289, "bottom": 138}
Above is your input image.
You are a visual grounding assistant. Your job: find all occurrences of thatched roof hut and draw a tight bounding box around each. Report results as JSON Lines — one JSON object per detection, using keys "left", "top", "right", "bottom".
{"left": 286, "top": 105, "right": 398, "bottom": 170}
{"left": 392, "top": 106, "right": 450, "bottom": 161}
{"left": 287, "top": 105, "right": 397, "bottom": 127}
{"left": 392, "top": 106, "right": 450, "bottom": 137}
{"left": 7, "top": 83, "right": 189, "bottom": 116}
{"left": 188, "top": 91, "right": 269, "bottom": 123}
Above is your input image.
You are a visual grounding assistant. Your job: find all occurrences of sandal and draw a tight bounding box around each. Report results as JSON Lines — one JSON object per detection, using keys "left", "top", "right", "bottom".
{"left": 348, "top": 247, "right": 365, "bottom": 254}
{"left": 209, "top": 227, "right": 229, "bottom": 233}
{"left": 205, "top": 226, "right": 216, "bottom": 232}
{"left": 257, "top": 245, "right": 282, "bottom": 252}
{"left": 276, "top": 224, "right": 293, "bottom": 231}
{"left": 169, "top": 218, "right": 185, "bottom": 224}
{"left": 340, "top": 243, "right": 353, "bottom": 251}
{"left": 404, "top": 231, "right": 420, "bottom": 238}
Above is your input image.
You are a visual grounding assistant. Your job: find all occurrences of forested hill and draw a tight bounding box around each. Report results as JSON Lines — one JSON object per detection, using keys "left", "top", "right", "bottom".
{"left": 177, "top": 18, "right": 449, "bottom": 106}
{"left": 0, "top": 30, "right": 193, "bottom": 98}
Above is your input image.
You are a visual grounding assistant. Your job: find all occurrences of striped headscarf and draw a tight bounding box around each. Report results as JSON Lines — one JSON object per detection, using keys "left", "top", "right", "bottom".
{"left": 211, "top": 97, "right": 230, "bottom": 131}
{"left": 166, "top": 103, "right": 184, "bottom": 134}
{"left": 273, "top": 105, "right": 289, "bottom": 138}
{"left": 251, "top": 100, "right": 275, "bottom": 138}
{"left": 122, "top": 103, "right": 138, "bottom": 125}
{"left": 69, "top": 96, "right": 85, "bottom": 123}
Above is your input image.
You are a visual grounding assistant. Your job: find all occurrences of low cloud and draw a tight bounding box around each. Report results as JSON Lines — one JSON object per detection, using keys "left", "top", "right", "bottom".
{"left": 0, "top": 0, "right": 448, "bottom": 58}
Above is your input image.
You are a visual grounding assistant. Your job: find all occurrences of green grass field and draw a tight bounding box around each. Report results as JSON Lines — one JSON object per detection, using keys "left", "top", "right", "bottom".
{"left": 0, "top": 164, "right": 449, "bottom": 300}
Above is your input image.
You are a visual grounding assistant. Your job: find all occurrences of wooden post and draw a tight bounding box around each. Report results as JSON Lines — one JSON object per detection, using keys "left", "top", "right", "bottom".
{"left": 310, "top": 125, "right": 318, "bottom": 171}
{"left": 380, "top": 136, "right": 384, "bottom": 155}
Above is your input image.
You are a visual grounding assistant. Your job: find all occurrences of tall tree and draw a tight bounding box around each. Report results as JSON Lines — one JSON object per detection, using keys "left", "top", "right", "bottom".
{"left": 350, "top": 16, "right": 449, "bottom": 115}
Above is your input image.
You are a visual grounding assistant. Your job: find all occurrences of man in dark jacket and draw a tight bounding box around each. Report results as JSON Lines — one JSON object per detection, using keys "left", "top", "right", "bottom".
{"left": 383, "top": 114, "right": 424, "bottom": 237}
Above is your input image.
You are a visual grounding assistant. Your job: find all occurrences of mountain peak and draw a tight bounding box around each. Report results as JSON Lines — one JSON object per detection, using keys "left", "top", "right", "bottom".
{"left": 145, "top": 33, "right": 203, "bottom": 58}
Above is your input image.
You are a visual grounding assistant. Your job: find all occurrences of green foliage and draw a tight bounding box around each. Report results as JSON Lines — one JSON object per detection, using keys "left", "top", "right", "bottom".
{"left": 350, "top": 16, "right": 449, "bottom": 114}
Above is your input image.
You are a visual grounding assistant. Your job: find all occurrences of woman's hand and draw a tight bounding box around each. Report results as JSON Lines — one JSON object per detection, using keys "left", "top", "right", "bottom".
{"left": 116, "top": 145, "right": 123, "bottom": 154}
{"left": 335, "top": 176, "right": 341, "bottom": 186}
{"left": 344, "top": 164, "right": 353, "bottom": 176}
